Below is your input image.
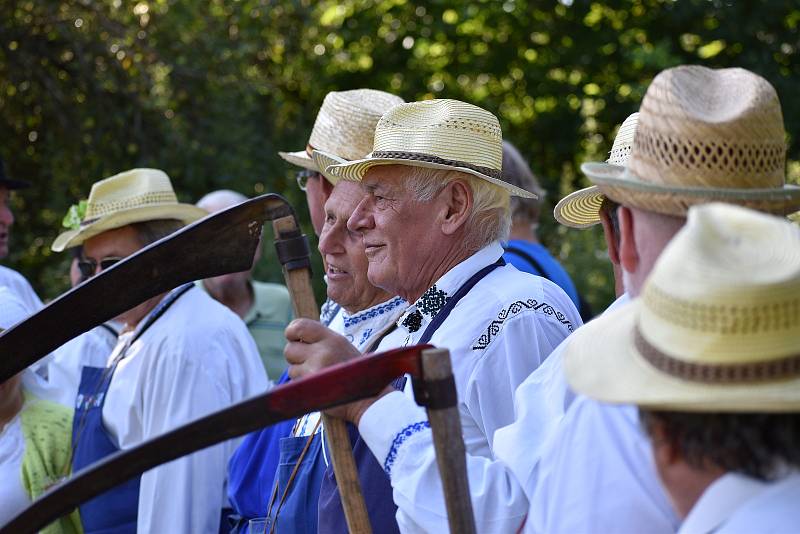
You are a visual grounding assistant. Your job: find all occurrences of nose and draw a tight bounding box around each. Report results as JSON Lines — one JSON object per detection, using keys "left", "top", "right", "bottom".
{"left": 347, "top": 196, "right": 373, "bottom": 234}
{"left": 318, "top": 223, "right": 343, "bottom": 256}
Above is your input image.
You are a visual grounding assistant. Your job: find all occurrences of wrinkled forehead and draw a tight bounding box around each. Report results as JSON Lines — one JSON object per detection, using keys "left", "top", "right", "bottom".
{"left": 362, "top": 164, "right": 414, "bottom": 192}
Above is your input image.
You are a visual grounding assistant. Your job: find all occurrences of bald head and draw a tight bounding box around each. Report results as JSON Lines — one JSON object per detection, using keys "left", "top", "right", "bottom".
{"left": 197, "top": 189, "right": 248, "bottom": 214}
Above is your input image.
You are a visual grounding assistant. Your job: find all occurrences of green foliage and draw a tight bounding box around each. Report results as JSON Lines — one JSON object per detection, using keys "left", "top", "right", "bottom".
{"left": 1, "top": 0, "right": 799, "bottom": 311}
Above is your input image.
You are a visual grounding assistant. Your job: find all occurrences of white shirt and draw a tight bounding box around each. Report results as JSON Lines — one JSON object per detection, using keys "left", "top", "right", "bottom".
{"left": 0, "top": 265, "right": 42, "bottom": 315}
{"left": 0, "top": 414, "right": 29, "bottom": 524}
{"left": 711, "top": 472, "right": 800, "bottom": 534}
{"left": 43, "top": 323, "right": 119, "bottom": 406}
{"left": 357, "top": 242, "right": 582, "bottom": 533}
{"left": 100, "top": 286, "right": 268, "bottom": 534}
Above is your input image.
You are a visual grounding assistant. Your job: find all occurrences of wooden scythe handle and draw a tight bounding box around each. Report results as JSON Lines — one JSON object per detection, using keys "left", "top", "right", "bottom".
{"left": 272, "top": 215, "right": 372, "bottom": 534}
{"left": 420, "top": 348, "right": 477, "bottom": 534}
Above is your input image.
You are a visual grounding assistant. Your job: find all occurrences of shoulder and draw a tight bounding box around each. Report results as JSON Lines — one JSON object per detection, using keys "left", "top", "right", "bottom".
{"left": 20, "top": 392, "right": 73, "bottom": 437}
{"left": 252, "top": 280, "right": 290, "bottom": 300}
{"left": 251, "top": 280, "right": 292, "bottom": 315}
{"left": 159, "top": 288, "right": 255, "bottom": 349}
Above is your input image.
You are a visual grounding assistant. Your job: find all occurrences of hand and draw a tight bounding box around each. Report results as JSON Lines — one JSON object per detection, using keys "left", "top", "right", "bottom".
{"left": 284, "top": 318, "right": 360, "bottom": 379}
{"left": 283, "top": 318, "right": 392, "bottom": 424}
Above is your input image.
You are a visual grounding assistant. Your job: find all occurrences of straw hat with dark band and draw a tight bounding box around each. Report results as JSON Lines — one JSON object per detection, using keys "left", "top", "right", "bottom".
{"left": 326, "top": 99, "right": 538, "bottom": 198}
{"left": 554, "top": 113, "right": 639, "bottom": 228}
{"left": 52, "top": 168, "right": 207, "bottom": 251}
{"left": 278, "top": 89, "right": 405, "bottom": 177}
{"left": 581, "top": 66, "right": 800, "bottom": 217}
{"left": 564, "top": 202, "right": 800, "bottom": 411}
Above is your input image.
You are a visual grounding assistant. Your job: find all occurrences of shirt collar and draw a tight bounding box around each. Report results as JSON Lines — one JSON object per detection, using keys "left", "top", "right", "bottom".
{"left": 397, "top": 242, "right": 504, "bottom": 336}
{"left": 679, "top": 473, "right": 767, "bottom": 534}
{"left": 340, "top": 296, "right": 407, "bottom": 351}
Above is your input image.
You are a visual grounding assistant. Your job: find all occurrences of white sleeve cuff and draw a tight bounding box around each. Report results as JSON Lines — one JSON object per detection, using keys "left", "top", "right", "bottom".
{"left": 358, "top": 390, "right": 429, "bottom": 476}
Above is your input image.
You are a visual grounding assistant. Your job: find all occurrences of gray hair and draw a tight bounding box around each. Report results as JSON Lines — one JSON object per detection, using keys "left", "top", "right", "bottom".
{"left": 130, "top": 219, "right": 185, "bottom": 246}
{"left": 502, "top": 141, "right": 545, "bottom": 224}
{"left": 196, "top": 189, "right": 248, "bottom": 214}
{"left": 405, "top": 167, "right": 510, "bottom": 253}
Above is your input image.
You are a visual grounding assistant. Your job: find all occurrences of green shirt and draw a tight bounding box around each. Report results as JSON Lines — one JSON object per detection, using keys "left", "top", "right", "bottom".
{"left": 244, "top": 280, "right": 293, "bottom": 380}
{"left": 197, "top": 279, "right": 292, "bottom": 380}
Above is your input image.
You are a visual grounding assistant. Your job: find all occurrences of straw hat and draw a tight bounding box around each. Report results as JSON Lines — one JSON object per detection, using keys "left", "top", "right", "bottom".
{"left": 52, "top": 168, "right": 207, "bottom": 251}
{"left": 553, "top": 113, "right": 638, "bottom": 228}
{"left": 581, "top": 66, "right": 800, "bottom": 217}
{"left": 564, "top": 202, "right": 800, "bottom": 412}
{"left": 278, "top": 89, "right": 405, "bottom": 174}
{"left": 326, "top": 99, "right": 538, "bottom": 198}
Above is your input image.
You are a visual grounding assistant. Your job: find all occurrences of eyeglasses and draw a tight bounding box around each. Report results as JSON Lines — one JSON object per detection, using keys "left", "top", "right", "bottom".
{"left": 77, "top": 256, "right": 124, "bottom": 279}
{"left": 295, "top": 170, "right": 319, "bottom": 192}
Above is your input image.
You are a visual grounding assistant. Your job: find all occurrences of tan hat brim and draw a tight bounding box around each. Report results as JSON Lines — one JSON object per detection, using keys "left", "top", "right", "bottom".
{"left": 52, "top": 203, "right": 207, "bottom": 252}
{"left": 278, "top": 150, "right": 319, "bottom": 172}
{"left": 311, "top": 150, "right": 345, "bottom": 185}
{"left": 564, "top": 301, "right": 800, "bottom": 412}
{"left": 553, "top": 186, "right": 605, "bottom": 228}
{"left": 582, "top": 162, "right": 800, "bottom": 217}
{"left": 328, "top": 157, "right": 537, "bottom": 199}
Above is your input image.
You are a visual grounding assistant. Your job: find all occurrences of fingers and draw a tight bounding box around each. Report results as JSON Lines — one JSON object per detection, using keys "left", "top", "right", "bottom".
{"left": 284, "top": 318, "right": 329, "bottom": 344}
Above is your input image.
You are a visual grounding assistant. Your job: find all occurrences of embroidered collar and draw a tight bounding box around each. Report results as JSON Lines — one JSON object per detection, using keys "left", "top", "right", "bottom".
{"left": 340, "top": 296, "right": 407, "bottom": 351}
{"left": 397, "top": 241, "right": 505, "bottom": 335}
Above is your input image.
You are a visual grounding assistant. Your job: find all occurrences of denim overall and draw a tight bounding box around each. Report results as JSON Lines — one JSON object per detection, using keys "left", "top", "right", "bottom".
{"left": 71, "top": 284, "right": 193, "bottom": 534}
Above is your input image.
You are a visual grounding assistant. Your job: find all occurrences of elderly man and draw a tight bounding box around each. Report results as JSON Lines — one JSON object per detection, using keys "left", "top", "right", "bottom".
{"left": 226, "top": 88, "right": 406, "bottom": 532}
{"left": 51, "top": 168, "right": 267, "bottom": 534}
{"left": 196, "top": 189, "right": 293, "bottom": 379}
{"left": 518, "top": 65, "right": 800, "bottom": 533}
{"left": 0, "top": 157, "right": 41, "bottom": 313}
{"left": 285, "top": 98, "right": 581, "bottom": 532}
{"left": 563, "top": 202, "right": 800, "bottom": 533}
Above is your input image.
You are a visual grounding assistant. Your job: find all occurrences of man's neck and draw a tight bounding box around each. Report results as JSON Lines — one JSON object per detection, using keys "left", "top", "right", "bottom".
{"left": 204, "top": 280, "right": 253, "bottom": 319}
{"left": 342, "top": 291, "right": 395, "bottom": 316}
{"left": 402, "top": 244, "right": 475, "bottom": 304}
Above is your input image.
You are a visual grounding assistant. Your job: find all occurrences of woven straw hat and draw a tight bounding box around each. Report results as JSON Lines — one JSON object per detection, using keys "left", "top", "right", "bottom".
{"left": 554, "top": 113, "right": 638, "bottom": 228}
{"left": 581, "top": 66, "right": 800, "bottom": 216}
{"left": 278, "top": 89, "right": 405, "bottom": 173}
{"left": 52, "top": 168, "right": 206, "bottom": 251}
{"left": 564, "top": 202, "right": 800, "bottom": 411}
{"left": 326, "top": 99, "right": 538, "bottom": 198}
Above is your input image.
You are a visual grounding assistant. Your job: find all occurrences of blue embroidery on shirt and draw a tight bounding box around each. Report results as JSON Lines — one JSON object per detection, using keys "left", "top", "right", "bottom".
{"left": 359, "top": 328, "right": 373, "bottom": 347}
{"left": 343, "top": 296, "right": 406, "bottom": 328}
{"left": 384, "top": 421, "right": 431, "bottom": 476}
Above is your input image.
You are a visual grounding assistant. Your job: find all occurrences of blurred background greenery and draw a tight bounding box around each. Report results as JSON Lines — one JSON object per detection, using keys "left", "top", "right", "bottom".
{"left": 2, "top": 0, "right": 799, "bottom": 311}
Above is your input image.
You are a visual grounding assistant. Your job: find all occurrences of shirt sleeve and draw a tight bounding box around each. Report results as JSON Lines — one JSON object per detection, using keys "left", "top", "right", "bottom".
{"left": 359, "top": 391, "right": 528, "bottom": 533}
{"left": 135, "top": 347, "right": 236, "bottom": 534}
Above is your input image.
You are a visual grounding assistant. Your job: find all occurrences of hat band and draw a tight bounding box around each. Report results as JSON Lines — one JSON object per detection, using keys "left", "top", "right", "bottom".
{"left": 371, "top": 151, "right": 502, "bottom": 180}
{"left": 634, "top": 326, "right": 800, "bottom": 384}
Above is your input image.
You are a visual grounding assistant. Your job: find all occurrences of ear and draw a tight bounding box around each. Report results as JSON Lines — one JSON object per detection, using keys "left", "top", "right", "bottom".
{"left": 440, "top": 179, "right": 473, "bottom": 236}
{"left": 599, "top": 207, "right": 620, "bottom": 266}
{"left": 617, "top": 205, "right": 639, "bottom": 275}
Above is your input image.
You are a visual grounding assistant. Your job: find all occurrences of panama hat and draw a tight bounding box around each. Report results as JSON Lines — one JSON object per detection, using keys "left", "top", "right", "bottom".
{"left": 326, "top": 99, "right": 538, "bottom": 198}
{"left": 553, "top": 113, "right": 638, "bottom": 228}
{"left": 581, "top": 66, "right": 800, "bottom": 217}
{"left": 564, "top": 202, "right": 800, "bottom": 412}
{"left": 52, "top": 168, "right": 207, "bottom": 251}
{"left": 278, "top": 89, "right": 405, "bottom": 174}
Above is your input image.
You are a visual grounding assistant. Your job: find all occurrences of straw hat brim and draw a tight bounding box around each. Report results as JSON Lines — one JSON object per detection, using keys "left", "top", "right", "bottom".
{"left": 563, "top": 301, "right": 800, "bottom": 412}
{"left": 310, "top": 150, "right": 345, "bottom": 185}
{"left": 52, "top": 203, "right": 207, "bottom": 252}
{"left": 327, "top": 157, "right": 538, "bottom": 199}
{"left": 553, "top": 186, "right": 605, "bottom": 228}
{"left": 278, "top": 150, "right": 319, "bottom": 172}
{"left": 582, "top": 162, "right": 800, "bottom": 216}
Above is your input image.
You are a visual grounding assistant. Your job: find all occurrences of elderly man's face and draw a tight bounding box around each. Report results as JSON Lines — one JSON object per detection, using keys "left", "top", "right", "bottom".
{"left": 304, "top": 172, "right": 334, "bottom": 236}
{"left": 83, "top": 225, "right": 159, "bottom": 328}
{"left": 319, "top": 181, "right": 390, "bottom": 313}
{"left": 0, "top": 187, "right": 14, "bottom": 258}
{"left": 347, "top": 165, "right": 445, "bottom": 299}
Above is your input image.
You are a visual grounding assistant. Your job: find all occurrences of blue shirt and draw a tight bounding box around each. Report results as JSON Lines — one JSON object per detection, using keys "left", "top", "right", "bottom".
{"left": 226, "top": 371, "right": 293, "bottom": 522}
{"left": 502, "top": 239, "right": 581, "bottom": 308}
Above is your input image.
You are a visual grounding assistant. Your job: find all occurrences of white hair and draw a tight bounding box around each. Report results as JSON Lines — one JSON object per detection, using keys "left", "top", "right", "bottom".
{"left": 405, "top": 167, "right": 511, "bottom": 253}
{"left": 196, "top": 189, "right": 248, "bottom": 214}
